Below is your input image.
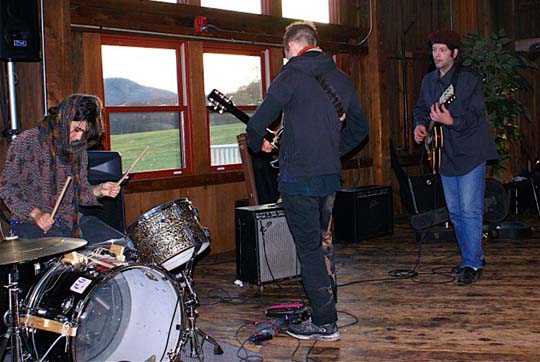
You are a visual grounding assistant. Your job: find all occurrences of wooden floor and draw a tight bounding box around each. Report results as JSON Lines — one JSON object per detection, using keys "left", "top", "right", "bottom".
{"left": 191, "top": 214, "right": 540, "bottom": 362}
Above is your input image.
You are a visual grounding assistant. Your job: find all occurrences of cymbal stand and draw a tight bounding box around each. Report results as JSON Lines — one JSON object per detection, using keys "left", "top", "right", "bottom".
{"left": 171, "top": 257, "right": 223, "bottom": 361}
{"left": 0, "top": 264, "right": 26, "bottom": 362}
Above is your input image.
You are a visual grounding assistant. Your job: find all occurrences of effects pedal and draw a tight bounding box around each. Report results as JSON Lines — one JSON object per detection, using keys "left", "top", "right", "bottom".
{"left": 265, "top": 303, "right": 309, "bottom": 324}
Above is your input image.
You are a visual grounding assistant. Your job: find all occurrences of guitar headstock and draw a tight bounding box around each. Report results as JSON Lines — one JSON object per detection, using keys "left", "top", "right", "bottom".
{"left": 207, "top": 89, "right": 235, "bottom": 114}
{"left": 439, "top": 84, "right": 456, "bottom": 106}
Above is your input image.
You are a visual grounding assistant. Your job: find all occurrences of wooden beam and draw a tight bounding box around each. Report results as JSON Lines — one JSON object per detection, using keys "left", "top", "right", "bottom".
{"left": 186, "top": 41, "right": 210, "bottom": 174}
{"left": 367, "top": 0, "right": 391, "bottom": 185}
{"left": 44, "top": 0, "right": 73, "bottom": 106}
{"left": 70, "top": 0, "right": 366, "bottom": 54}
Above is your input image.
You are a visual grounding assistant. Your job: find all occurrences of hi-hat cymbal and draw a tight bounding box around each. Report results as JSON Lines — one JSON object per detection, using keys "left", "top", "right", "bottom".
{"left": 0, "top": 237, "right": 87, "bottom": 266}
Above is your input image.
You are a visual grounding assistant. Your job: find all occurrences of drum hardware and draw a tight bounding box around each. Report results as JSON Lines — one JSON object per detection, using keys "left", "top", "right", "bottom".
{"left": 0, "top": 236, "right": 86, "bottom": 361}
{"left": 19, "top": 315, "right": 77, "bottom": 338}
{"left": 169, "top": 256, "right": 223, "bottom": 361}
{"left": 0, "top": 264, "right": 28, "bottom": 362}
{"left": 108, "top": 245, "right": 126, "bottom": 261}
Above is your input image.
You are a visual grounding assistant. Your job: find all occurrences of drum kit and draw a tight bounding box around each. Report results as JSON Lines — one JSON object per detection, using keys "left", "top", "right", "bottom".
{"left": 0, "top": 198, "right": 220, "bottom": 362}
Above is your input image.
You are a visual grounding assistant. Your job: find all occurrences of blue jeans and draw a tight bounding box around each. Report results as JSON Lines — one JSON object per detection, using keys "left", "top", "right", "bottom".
{"left": 282, "top": 193, "right": 337, "bottom": 326}
{"left": 441, "top": 162, "right": 486, "bottom": 269}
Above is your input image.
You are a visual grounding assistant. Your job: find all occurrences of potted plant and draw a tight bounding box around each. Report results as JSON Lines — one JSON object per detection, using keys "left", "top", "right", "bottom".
{"left": 460, "top": 30, "right": 539, "bottom": 180}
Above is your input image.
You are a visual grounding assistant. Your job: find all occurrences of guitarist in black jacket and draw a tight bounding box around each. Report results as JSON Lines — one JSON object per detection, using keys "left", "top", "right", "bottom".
{"left": 246, "top": 21, "right": 368, "bottom": 341}
{"left": 413, "top": 30, "right": 499, "bottom": 285}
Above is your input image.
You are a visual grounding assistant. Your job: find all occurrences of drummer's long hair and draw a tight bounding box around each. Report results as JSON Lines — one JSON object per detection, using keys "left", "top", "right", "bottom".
{"left": 38, "top": 94, "right": 105, "bottom": 236}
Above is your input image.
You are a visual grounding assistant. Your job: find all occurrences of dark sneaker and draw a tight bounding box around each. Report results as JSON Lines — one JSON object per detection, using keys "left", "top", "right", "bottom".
{"left": 452, "top": 258, "right": 486, "bottom": 274}
{"left": 457, "top": 267, "right": 483, "bottom": 285}
{"left": 287, "top": 320, "right": 340, "bottom": 341}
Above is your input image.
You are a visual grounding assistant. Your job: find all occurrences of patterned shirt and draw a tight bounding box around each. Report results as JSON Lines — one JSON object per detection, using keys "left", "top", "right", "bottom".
{"left": 0, "top": 128, "right": 99, "bottom": 230}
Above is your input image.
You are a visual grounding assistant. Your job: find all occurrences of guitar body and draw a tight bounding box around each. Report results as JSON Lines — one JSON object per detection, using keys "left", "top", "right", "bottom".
{"left": 424, "top": 84, "right": 455, "bottom": 173}
{"left": 426, "top": 124, "right": 443, "bottom": 173}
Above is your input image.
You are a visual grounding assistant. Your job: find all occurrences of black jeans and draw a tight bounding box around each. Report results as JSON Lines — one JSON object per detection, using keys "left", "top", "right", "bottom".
{"left": 282, "top": 193, "right": 337, "bottom": 326}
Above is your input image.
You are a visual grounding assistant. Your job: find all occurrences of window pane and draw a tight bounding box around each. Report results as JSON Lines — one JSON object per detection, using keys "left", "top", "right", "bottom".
{"left": 282, "top": 0, "right": 329, "bottom": 23}
{"left": 203, "top": 52, "right": 262, "bottom": 167}
{"left": 102, "top": 45, "right": 178, "bottom": 106}
{"left": 201, "top": 0, "right": 261, "bottom": 14}
{"left": 208, "top": 111, "right": 254, "bottom": 166}
{"left": 109, "top": 111, "right": 183, "bottom": 172}
{"left": 203, "top": 53, "right": 262, "bottom": 104}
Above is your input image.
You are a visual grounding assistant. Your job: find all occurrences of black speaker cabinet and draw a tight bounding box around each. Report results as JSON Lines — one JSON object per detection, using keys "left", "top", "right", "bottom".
{"left": 235, "top": 203, "right": 300, "bottom": 285}
{"left": 80, "top": 151, "right": 126, "bottom": 233}
{"left": 333, "top": 186, "right": 394, "bottom": 242}
{"left": 0, "top": 0, "right": 41, "bottom": 61}
{"left": 408, "top": 175, "right": 446, "bottom": 213}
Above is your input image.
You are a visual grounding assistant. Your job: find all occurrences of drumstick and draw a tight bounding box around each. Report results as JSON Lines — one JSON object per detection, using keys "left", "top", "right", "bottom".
{"left": 51, "top": 176, "right": 72, "bottom": 220}
{"left": 117, "top": 146, "right": 150, "bottom": 186}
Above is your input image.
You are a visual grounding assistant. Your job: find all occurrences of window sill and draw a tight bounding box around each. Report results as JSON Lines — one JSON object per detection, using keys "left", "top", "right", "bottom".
{"left": 124, "top": 170, "right": 244, "bottom": 194}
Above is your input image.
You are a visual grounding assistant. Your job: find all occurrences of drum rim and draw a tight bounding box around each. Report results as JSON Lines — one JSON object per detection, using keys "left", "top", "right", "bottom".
{"left": 126, "top": 198, "right": 193, "bottom": 232}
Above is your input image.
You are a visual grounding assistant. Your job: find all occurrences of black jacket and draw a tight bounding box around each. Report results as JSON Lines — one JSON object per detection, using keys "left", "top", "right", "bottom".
{"left": 247, "top": 51, "right": 369, "bottom": 180}
{"left": 413, "top": 65, "right": 499, "bottom": 176}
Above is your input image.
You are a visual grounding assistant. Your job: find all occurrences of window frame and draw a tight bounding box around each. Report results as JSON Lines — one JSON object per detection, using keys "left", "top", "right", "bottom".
{"left": 203, "top": 43, "right": 270, "bottom": 172}
{"left": 100, "top": 35, "right": 193, "bottom": 180}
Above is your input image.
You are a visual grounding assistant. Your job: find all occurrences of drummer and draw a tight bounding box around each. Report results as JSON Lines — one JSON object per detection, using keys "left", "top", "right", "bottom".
{"left": 0, "top": 94, "right": 123, "bottom": 244}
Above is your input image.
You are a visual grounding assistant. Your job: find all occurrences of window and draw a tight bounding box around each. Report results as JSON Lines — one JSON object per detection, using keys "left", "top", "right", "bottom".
{"left": 282, "top": 0, "right": 330, "bottom": 23}
{"left": 203, "top": 46, "right": 267, "bottom": 171}
{"left": 201, "top": 0, "right": 261, "bottom": 14}
{"left": 101, "top": 36, "right": 190, "bottom": 179}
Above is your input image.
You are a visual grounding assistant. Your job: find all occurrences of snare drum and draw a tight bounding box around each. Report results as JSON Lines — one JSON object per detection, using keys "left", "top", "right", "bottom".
{"left": 22, "top": 261, "right": 183, "bottom": 362}
{"left": 127, "top": 198, "right": 210, "bottom": 271}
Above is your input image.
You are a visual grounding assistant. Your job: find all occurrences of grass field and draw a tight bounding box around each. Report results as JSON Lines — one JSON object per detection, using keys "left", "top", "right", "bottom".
{"left": 111, "top": 123, "right": 246, "bottom": 172}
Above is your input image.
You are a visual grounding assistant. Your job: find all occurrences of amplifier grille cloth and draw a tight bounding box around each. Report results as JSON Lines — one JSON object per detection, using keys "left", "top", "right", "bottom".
{"left": 256, "top": 217, "right": 300, "bottom": 283}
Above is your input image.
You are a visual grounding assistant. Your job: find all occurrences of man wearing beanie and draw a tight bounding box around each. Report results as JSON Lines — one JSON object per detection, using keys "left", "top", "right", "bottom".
{"left": 413, "top": 30, "right": 499, "bottom": 285}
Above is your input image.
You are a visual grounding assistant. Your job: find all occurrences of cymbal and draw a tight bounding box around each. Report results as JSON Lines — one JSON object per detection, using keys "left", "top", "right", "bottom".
{"left": 0, "top": 237, "right": 87, "bottom": 265}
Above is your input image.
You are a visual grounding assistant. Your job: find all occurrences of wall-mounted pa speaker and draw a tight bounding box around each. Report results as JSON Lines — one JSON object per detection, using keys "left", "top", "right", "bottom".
{"left": 235, "top": 203, "right": 300, "bottom": 286}
{"left": 0, "top": 0, "right": 41, "bottom": 62}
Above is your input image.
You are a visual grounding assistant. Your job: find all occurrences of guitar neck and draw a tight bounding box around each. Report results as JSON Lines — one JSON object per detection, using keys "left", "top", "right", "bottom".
{"left": 226, "top": 106, "right": 251, "bottom": 124}
{"left": 208, "top": 90, "right": 278, "bottom": 145}
{"left": 218, "top": 104, "right": 276, "bottom": 144}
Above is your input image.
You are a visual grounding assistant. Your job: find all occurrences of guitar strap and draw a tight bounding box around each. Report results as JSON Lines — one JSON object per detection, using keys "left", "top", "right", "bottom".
{"left": 315, "top": 74, "right": 346, "bottom": 121}
{"left": 448, "top": 65, "right": 461, "bottom": 97}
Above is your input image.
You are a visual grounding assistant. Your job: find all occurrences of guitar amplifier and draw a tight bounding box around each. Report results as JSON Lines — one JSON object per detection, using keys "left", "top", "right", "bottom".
{"left": 235, "top": 203, "right": 300, "bottom": 285}
{"left": 333, "top": 186, "right": 394, "bottom": 242}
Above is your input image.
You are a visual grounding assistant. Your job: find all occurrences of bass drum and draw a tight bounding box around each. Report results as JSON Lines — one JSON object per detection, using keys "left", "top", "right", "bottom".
{"left": 22, "top": 262, "right": 183, "bottom": 362}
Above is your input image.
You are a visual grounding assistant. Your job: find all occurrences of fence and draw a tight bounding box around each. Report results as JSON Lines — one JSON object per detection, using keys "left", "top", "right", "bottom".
{"left": 210, "top": 143, "right": 241, "bottom": 165}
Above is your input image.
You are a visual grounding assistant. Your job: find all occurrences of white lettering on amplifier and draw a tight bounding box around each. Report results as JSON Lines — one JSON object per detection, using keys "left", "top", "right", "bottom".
{"left": 70, "top": 277, "right": 92, "bottom": 294}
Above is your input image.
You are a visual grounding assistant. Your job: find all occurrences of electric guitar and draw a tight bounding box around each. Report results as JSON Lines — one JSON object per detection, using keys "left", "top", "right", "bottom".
{"left": 207, "top": 89, "right": 283, "bottom": 150}
{"left": 424, "top": 84, "right": 456, "bottom": 173}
